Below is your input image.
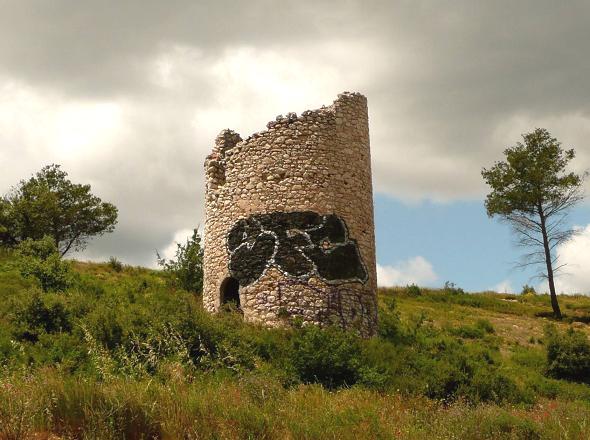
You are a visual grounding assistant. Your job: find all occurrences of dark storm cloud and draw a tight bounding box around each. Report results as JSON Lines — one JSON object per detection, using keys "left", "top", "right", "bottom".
{"left": 0, "top": 0, "right": 333, "bottom": 96}
{"left": 352, "top": 1, "right": 590, "bottom": 195}
{"left": 1, "top": 0, "right": 589, "bottom": 265}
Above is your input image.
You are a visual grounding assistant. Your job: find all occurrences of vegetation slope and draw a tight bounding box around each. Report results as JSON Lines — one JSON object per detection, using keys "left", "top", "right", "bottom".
{"left": 1, "top": 249, "right": 590, "bottom": 439}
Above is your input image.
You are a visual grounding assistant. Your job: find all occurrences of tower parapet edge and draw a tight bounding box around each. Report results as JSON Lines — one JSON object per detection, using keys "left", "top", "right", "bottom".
{"left": 202, "top": 92, "right": 377, "bottom": 335}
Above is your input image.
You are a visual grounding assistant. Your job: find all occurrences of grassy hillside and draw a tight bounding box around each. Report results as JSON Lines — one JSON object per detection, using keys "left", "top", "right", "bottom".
{"left": 1, "top": 249, "right": 590, "bottom": 439}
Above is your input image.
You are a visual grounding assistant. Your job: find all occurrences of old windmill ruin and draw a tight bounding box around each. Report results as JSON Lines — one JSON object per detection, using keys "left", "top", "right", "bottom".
{"left": 203, "top": 92, "right": 377, "bottom": 335}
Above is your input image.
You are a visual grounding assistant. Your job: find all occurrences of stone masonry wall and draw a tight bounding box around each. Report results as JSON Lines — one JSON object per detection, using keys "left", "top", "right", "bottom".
{"left": 203, "top": 92, "right": 377, "bottom": 335}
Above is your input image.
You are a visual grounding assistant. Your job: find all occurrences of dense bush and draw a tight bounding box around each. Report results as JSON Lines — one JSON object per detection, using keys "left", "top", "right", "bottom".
{"left": 475, "top": 318, "right": 495, "bottom": 334}
{"left": 443, "top": 281, "right": 465, "bottom": 295}
{"left": 521, "top": 284, "right": 537, "bottom": 295}
{"left": 406, "top": 284, "right": 422, "bottom": 296}
{"left": 14, "top": 236, "right": 73, "bottom": 292}
{"left": 289, "top": 325, "right": 384, "bottom": 389}
{"left": 377, "top": 295, "right": 402, "bottom": 342}
{"left": 108, "top": 256, "right": 123, "bottom": 272}
{"left": 366, "top": 308, "right": 524, "bottom": 404}
{"left": 545, "top": 324, "right": 590, "bottom": 383}
{"left": 450, "top": 319, "right": 495, "bottom": 339}
{"left": 14, "top": 290, "right": 73, "bottom": 339}
{"left": 157, "top": 229, "right": 203, "bottom": 293}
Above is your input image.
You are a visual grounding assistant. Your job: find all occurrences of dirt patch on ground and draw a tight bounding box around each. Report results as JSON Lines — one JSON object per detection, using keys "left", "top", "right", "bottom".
{"left": 397, "top": 299, "right": 590, "bottom": 352}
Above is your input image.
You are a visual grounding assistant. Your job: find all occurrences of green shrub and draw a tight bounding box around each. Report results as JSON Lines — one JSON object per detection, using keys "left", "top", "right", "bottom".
{"left": 521, "top": 284, "right": 537, "bottom": 295}
{"left": 464, "top": 411, "right": 541, "bottom": 439}
{"left": 462, "top": 369, "right": 528, "bottom": 404}
{"left": 406, "top": 334, "right": 484, "bottom": 400}
{"left": 290, "top": 325, "right": 375, "bottom": 389}
{"left": 14, "top": 236, "right": 73, "bottom": 292}
{"left": 157, "top": 229, "right": 203, "bottom": 293}
{"left": 377, "top": 295, "right": 401, "bottom": 342}
{"left": 406, "top": 284, "right": 422, "bottom": 296}
{"left": 450, "top": 324, "right": 485, "bottom": 339}
{"left": 545, "top": 324, "right": 590, "bottom": 383}
{"left": 443, "top": 281, "right": 465, "bottom": 295}
{"left": 12, "top": 290, "right": 73, "bottom": 343}
{"left": 108, "top": 256, "right": 123, "bottom": 272}
{"left": 449, "top": 319, "right": 494, "bottom": 340}
{"left": 475, "top": 318, "right": 495, "bottom": 334}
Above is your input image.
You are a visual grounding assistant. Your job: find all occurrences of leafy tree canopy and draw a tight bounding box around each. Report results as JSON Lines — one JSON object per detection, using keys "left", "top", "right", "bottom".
{"left": 482, "top": 128, "right": 583, "bottom": 219}
{"left": 0, "top": 164, "right": 118, "bottom": 256}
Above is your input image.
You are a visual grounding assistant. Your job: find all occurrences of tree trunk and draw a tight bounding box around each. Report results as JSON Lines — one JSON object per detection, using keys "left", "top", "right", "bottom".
{"left": 539, "top": 206, "right": 562, "bottom": 319}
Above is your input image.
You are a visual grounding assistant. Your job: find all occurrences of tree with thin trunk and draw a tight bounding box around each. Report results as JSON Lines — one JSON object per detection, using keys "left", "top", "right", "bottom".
{"left": 0, "top": 164, "right": 118, "bottom": 256}
{"left": 482, "top": 128, "right": 586, "bottom": 319}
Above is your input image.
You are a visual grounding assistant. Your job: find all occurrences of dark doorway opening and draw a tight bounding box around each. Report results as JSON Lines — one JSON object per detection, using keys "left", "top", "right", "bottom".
{"left": 220, "top": 277, "right": 241, "bottom": 310}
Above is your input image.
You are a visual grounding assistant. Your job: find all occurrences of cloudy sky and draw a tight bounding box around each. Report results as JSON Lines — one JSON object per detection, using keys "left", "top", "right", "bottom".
{"left": 1, "top": 1, "right": 589, "bottom": 293}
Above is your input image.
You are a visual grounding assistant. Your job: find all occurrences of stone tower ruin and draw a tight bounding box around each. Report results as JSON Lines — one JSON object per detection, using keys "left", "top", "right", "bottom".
{"left": 203, "top": 92, "right": 377, "bottom": 335}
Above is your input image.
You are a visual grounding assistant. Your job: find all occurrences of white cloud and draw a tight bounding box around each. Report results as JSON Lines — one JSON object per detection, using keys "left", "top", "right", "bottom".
{"left": 553, "top": 224, "right": 590, "bottom": 295}
{"left": 376, "top": 257, "right": 438, "bottom": 287}
{"left": 0, "top": 80, "right": 126, "bottom": 190}
{"left": 159, "top": 228, "right": 195, "bottom": 264}
{"left": 491, "top": 279, "right": 514, "bottom": 294}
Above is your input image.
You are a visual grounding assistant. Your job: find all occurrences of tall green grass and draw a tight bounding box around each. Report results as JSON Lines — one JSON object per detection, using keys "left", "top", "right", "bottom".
{"left": 1, "top": 370, "right": 590, "bottom": 439}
